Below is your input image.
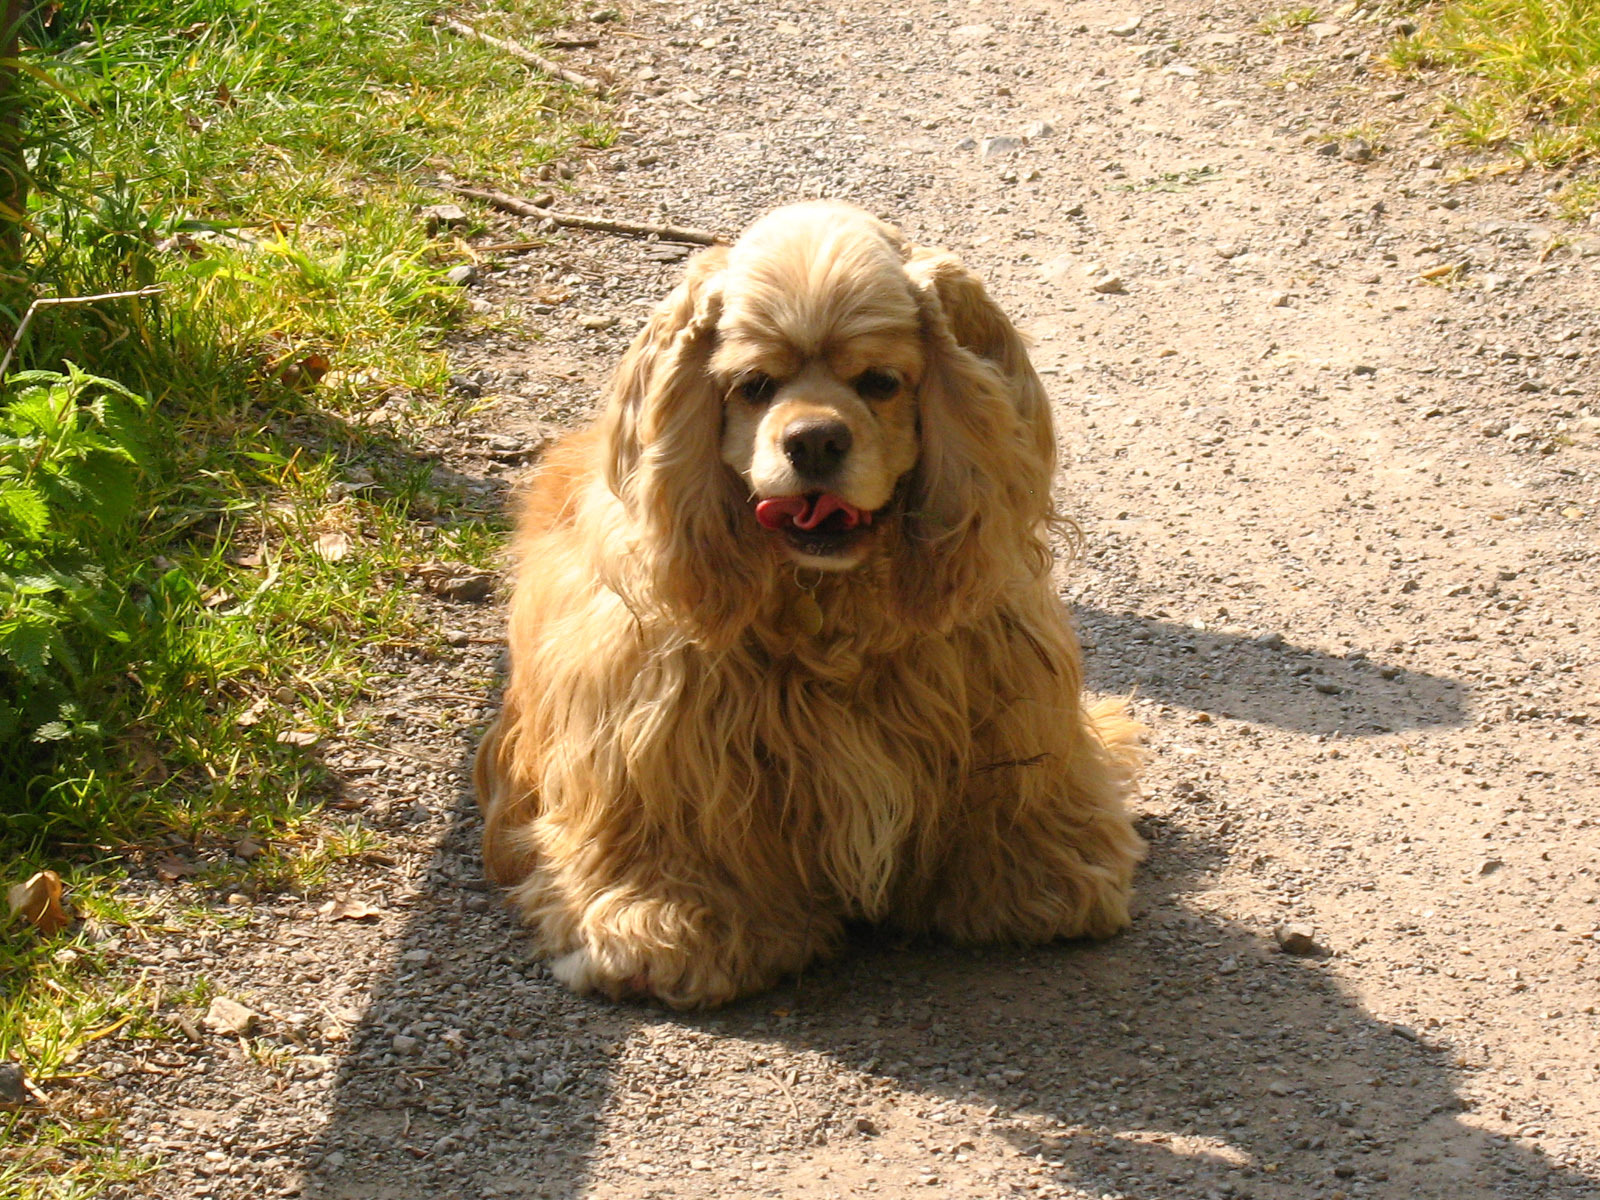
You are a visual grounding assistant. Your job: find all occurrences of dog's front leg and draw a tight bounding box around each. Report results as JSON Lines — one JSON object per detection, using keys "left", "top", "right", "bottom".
{"left": 507, "top": 839, "right": 839, "bottom": 1009}
{"left": 924, "top": 698, "right": 1146, "bottom": 944}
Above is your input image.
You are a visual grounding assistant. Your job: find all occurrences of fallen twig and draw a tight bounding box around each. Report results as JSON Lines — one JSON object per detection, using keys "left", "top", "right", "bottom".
{"left": 450, "top": 185, "right": 725, "bottom": 246}
{"left": 1, "top": 285, "right": 164, "bottom": 378}
{"left": 435, "top": 17, "right": 607, "bottom": 95}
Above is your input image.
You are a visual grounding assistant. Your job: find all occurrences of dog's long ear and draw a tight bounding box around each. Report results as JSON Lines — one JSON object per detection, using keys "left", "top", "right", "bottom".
{"left": 600, "top": 246, "right": 767, "bottom": 643}
{"left": 893, "top": 248, "right": 1061, "bottom": 630}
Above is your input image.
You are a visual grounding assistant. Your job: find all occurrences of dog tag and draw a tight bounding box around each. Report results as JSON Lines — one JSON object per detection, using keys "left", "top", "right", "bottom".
{"left": 788, "top": 591, "right": 825, "bottom": 637}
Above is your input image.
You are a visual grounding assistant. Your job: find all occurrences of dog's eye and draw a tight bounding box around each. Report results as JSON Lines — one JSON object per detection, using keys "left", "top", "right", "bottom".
{"left": 855, "top": 369, "right": 900, "bottom": 401}
{"left": 738, "top": 373, "right": 777, "bottom": 404}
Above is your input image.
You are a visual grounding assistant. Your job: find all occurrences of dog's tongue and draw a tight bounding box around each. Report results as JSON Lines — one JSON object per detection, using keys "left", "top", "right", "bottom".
{"left": 754, "top": 493, "right": 871, "bottom": 531}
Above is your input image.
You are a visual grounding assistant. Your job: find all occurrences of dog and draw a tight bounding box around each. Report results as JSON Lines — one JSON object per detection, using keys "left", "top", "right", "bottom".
{"left": 474, "top": 202, "right": 1144, "bottom": 1008}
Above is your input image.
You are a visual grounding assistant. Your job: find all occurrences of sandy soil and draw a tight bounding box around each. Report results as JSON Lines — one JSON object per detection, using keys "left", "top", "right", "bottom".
{"left": 89, "top": 2, "right": 1600, "bottom": 1198}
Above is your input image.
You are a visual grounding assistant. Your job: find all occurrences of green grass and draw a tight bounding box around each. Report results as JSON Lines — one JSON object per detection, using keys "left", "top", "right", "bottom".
{"left": 2, "top": 0, "right": 598, "bottom": 1191}
{"left": 1257, "top": 6, "right": 1321, "bottom": 34}
{"left": 1386, "top": 0, "right": 1600, "bottom": 185}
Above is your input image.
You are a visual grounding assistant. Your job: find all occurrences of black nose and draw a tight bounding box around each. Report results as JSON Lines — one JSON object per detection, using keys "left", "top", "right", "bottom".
{"left": 782, "top": 419, "right": 853, "bottom": 478}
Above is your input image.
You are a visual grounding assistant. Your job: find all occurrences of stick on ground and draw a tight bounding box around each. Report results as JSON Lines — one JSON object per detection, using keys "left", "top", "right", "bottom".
{"left": 449, "top": 185, "right": 726, "bottom": 246}
{"left": 435, "top": 17, "right": 607, "bottom": 96}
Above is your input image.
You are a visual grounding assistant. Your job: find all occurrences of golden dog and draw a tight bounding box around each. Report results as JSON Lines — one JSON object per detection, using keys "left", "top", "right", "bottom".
{"left": 475, "top": 202, "right": 1144, "bottom": 1008}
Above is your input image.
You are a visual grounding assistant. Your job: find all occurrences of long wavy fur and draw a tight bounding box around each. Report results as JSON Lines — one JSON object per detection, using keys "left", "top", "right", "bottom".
{"left": 476, "top": 203, "right": 1144, "bottom": 1008}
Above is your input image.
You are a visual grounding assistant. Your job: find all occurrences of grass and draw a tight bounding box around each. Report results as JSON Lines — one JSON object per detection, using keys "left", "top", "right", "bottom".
{"left": 1257, "top": 6, "right": 1321, "bottom": 34}
{"left": 1385, "top": 0, "right": 1600, "bottom": 200}
{"left": 1, "top": 0, "right": 599, "bottom": 1192}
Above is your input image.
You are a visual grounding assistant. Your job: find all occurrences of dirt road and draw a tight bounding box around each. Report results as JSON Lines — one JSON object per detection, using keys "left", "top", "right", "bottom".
{"left": 99, "top": 2, "right": 1600, "bottom": 1197}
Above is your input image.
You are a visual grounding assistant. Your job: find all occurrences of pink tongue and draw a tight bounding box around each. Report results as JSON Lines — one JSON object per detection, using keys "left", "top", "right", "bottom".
{"left": 755, "top": 493, "right": 870, "bottom": 531}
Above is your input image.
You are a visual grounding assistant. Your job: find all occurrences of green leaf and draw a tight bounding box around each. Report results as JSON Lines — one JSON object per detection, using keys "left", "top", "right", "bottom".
{"left": 0, "top": 484, "right": 50, "bottom": 538}
{"left": 0, "top": 617, "right": 55, "bottom": 677}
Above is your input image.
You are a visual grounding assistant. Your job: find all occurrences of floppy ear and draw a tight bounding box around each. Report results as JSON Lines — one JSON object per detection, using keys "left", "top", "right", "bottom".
{"left": 892, "top": 248, "right": 1062, "bottom": 630}
{"left": 600, "top": 246, "right": 770, "bottom": 643}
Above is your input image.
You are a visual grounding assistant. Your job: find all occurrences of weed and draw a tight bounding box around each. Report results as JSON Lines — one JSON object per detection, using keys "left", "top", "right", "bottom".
{"left": 1258, "top": 6, "right": 1321, "bottom": 34}
{"left": 1384, "top": 0, "right": 1600, "bottom": 198}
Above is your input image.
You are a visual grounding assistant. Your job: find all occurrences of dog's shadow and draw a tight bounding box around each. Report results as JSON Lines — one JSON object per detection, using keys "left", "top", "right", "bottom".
{"left": 297, "top": 766, "right": 1589, "bottom": 1200}
{"left": 1075, "top": 606, "right": 1468, "bottom": 736}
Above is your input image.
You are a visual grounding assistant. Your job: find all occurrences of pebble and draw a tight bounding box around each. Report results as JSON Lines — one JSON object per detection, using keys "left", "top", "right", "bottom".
{"left": 419, "top": 203, "right": 469, "bottom": 233}
{"left": 205, "top": 997, "right": 261, "bottom": 1036}
{"left": 1023, "top": 120, "right": 1056, "bottom": 139}
{"left": 1274, "top": 924, "right": 1322, "bottom": 956}
{"left": 578, "top": 314, "right": 618, "bottom": 330}
{"left": 980, "top": 136, "right": 1022, "bottom": 161}
{"left": 1268, "top": 291, "right": 1291, "bottom": 307}
{"left": 1107, "top": 15, "right": 1143, "bottom": 37}
{"left": 1340, "top": 138, "right": 1373, "bottom": 163}
{"left": 392, "top": 1034, "right": 420, "bottom": 1055}
{"left": 1090, "top": 275, "right": 1126, "bottom": 294}
{"left": 0, "top": 1062, "right": 28, "bottom": 1106}
{"left": 1420, "top": 154, "right": 1444, "bottom": 170}
{"left": 445, "top": 264, "right": 478, "bottom": 287}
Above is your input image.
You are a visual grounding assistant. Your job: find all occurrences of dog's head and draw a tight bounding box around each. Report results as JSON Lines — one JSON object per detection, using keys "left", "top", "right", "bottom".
{"left": 603, "top": 201, "right": 1058, "bottom": 642}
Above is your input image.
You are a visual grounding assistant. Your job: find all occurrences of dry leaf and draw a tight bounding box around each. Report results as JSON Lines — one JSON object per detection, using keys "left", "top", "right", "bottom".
{"left": 153, "top": 855, "right": 199, "bottom": 882}
{"left": 413, "top": 560, "right": 498, "bottom": 602}
{"left": 314, "top": 531, "right": 351, "bottom": 562}
{"left": 319, "top": 897, "right": 382, "bottom": 922}
{"left": 235, "top": 696, "right": 270, "bottom": 727}
{"left": 276, "top": 729, "right": 320, "bottom": 748}
{"left": 6, "top": 870, "right": 72, "bottom": 936}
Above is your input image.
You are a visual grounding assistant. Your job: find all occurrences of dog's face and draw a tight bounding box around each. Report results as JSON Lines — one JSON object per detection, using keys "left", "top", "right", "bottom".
{"left": 605, "top": 201, "right": 1057, "bottom": 640}
{"left": 711, "top": 207, "right": 924, "bottom": 570}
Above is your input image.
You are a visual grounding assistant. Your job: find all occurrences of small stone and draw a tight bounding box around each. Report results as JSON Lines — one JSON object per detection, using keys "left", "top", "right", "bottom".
{"left": 1340, "top": 138, "right": 1373, "bottom": 163}
{"left": 1121, "top": 88, "right": 1144, "bottom": 104}
{"left": 980, "top": 136, "right": 1022, "bottom": 161}
{"left": 1479, "top": 858, "right": 1504, "bottom": 876}
{"left": 1353, "top": 363, "right": 1377, "bottom": 376}
{"left": 1023, "top": 120, "right": 1056, "bottom": 139}
{"left": 1107, "top": 15, "right": 1143, "bottom": 36}
{"left": 1254, "top": 631, "right": 1285, "bottom": 649}
{"left": 444, "top": 629, "right": 471, "bottom": 647}
{"left": 1215, "top": 243, "right": 1244, "bottom": 259}
{"left": 1420, "top": 154, "right": 1444, "bottom": 170}
{"left": 955, "top": 136, "right": 978, "bottom": 151}
{"left": 0, "top": 1062, "right": 29, "bottom": 1107}
{"left": 1316, "top": 141, "right": 1340, "bottom": 157}
{"left": 1274, "top": 923, "right": 1322, "bottom": 956}
{"left": 855, "top": 1116, "right": 880, "bottom": 1136}
{"left": 1090, "top": 275, "right": 1126, "bottom": 294}
{"left": 1268, "top": 291, "right": 1291, "bottom": 307}
{"left": 233, "top": 837, "right": 264, "bottom": 861}
{"left": 205, "top": 997, "right": 260, "bottom": 1036}
{"left": 418, "top": 203, "right": 469, "bottom": 234}
{"left": 402, "top": 948, "right": 433, "bottom": 966}
{"left": 449, "top": 373, "right": 483, "bottom": 397}
{"left": 392, "top": 1034, "right": 420, "bottom": 1055}
{"left": 445, "top": 264, "right": 477, "bottom": 287}
{"left": 578, "top": 314, "right": 617, "bottom": 330}
{"left": 1307, "top": 22, "right": 1341, "bottom": 38}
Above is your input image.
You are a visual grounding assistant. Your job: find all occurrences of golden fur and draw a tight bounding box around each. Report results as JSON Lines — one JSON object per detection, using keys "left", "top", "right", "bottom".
{"left": 475, "top": 202, "right": 1144, "bottom": 1008}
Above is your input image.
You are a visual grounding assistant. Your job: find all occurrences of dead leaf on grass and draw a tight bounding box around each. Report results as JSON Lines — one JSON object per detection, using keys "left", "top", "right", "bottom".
{"left": 413, "top": 560, "right": 498, "bottom": 602}
{"left": 236, "top": 696, "right": 270, "bottom": 727}
{"left": 6, "top": 870, "right": 73, "bottom": 935}
{"left": 276, "top": 729, "right": 320, "bottom": 748}
{"left": 154, "top": 855, "right": 200, "bottom": 883}
{"left": 319, "top": 897, "right": 383, "bottom": 922}
{"left": 314, "top": 531, "right": 352, "bottom": 562}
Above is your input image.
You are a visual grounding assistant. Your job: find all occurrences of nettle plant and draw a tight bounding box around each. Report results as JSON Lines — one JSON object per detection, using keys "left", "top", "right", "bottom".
{"left": 0, "top": 364, "right": 149, "bottom": 746}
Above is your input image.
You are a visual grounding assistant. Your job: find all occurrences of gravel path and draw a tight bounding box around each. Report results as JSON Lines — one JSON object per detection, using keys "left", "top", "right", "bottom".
{"left": 93, "top": 2, "right": 1600, "bottom": 1198}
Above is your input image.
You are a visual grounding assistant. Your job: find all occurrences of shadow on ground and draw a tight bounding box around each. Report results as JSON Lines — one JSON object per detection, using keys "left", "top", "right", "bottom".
{"left": 296, "top": 746, "right": 1587, "bottom": 1200}
{"left": 1076, "top": 607, "right": 1468, "bottom": 736}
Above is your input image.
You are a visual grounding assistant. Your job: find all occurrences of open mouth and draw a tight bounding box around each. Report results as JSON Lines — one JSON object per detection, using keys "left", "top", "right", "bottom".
{"left": 754, "top": 492, "right": 875, "bottom": 558}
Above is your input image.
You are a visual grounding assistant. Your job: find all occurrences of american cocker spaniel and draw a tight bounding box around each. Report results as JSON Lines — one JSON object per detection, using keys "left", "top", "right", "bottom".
{"left": 474, "top": 202, "right": 1144, "bottom": 1008}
